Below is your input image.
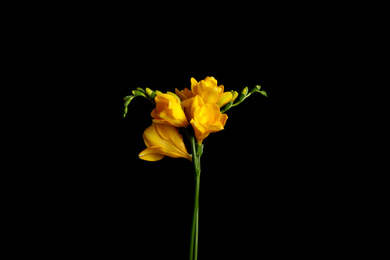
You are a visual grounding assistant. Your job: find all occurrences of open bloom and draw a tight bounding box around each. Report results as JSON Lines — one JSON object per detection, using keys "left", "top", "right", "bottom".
{"left": 151, "top": 93, "right": 188, "bottom": 128}
{"left": 139, "top": 123, "right": 192, "bottom": 161}
{"left": 175, "top": 77, "right": 233, "bottom": 108}
{"left": 182, "top": 95, "right": 228, "bottom": 144}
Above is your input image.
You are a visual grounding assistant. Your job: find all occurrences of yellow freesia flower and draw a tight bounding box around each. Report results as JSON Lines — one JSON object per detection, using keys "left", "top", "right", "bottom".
{"left": 175, "top": 77, "right": 233, "bottom": 108}
{"left": 182, "top": 95, "right": 228, "bottom": 144}
{"left": 151, "top": 93, "right": 189, "bottom": 128}
{"left": 139, "top": 123, "right": 192, "bottom": 161}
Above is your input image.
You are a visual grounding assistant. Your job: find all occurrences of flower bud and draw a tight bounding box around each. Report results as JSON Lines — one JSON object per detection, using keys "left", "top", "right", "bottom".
{"left": 249, "top": 85, "right": 261, "bottom": 95}
{"left": 124, "top": 95, "right": 134, "bottom": 107}
{"left": 137, "top": 87, "right": 146, "bottom": 94}
{"left": 145, "top": 88, "right": 156, "bottom": 100}
{"left": 231, "top": 91, "right": 239, "bottom": 102}
{"left": 123, "top": 106, "right": 128, "bottom": 118}
{"left": 241, "top": 86, "right": 249, "bottom": 95}
{"left": 132, "top": 90, "right": 147, "bottom": 98}
{"left": 237, "top": 87, "right": 248, "bottom": 103}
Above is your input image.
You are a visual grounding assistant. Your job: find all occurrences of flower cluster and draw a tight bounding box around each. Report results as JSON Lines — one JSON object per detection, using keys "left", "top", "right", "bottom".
{"left": 123, "top": 76, "right": 267, "bottom": 161}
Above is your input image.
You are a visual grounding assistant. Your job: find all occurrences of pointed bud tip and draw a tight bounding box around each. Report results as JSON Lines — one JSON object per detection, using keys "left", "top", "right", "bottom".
{"left": 231, "top": 91, "right": 239, "bottom": 102}
{"left": 257, "top": 90, "right": 268, "bottom": 97}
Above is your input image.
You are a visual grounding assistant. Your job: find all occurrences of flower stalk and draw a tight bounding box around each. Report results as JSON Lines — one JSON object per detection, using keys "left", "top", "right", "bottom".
{"left": 189, "top": 134, "right": 202, "bottom": 260}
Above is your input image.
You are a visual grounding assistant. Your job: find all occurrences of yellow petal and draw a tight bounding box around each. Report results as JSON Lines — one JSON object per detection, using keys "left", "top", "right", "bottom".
{"left": 190, "top": 119, "right": 209, "bottom": 144}
{"left": 201, "top": 87, "right": 222, "bottom": 104}
{"left": 204, "top": 76, "right": 218, "bottom": 87}
{"left": 155, "top": 123, "right": 187, "bottom": 152}
{"left": 139, "top": 147, "right": 165, "bottom": 161}
{"left": 191, "top": 77, "right": 199, "bottom": 95}
{"left": 151, "top": 93, "right": 188, "bottom": 127}
{"left": 182, "top": 95, "right": 205, "bottom": 121}
{"left": 144, "top": 146, "right": 188, "bottom": 160}
{"left": 175, "top": 88, "right": 188, "bottom": 100}
{"left": 141, "top": 123, "right": 192, "bottom": 161}
{"left": 198, "top": 80, "right": 207, "bottom": 95}
{"left": 142, "top": 123, "right": 162, "bottom": 147}
{"left": 175, "top": 88, "right": 194, "bottom": 101}
{"left": 220, "top": 113, "right": 228, "bottom": 126}
{"left": 217, "top": 92, "right": 233, "bottom": 107}
{"left": 183, "top": 88, "right": 194, "bottom": 99}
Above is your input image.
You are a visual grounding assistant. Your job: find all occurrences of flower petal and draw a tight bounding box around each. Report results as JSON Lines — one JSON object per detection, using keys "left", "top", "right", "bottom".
{"left": 220, "top": 113, "right": 228, "bottom": 126}
{"left": 143, "top": 123, "right": 163, "bottom": 147}
{"left": 151, "top": 93, "right": 188, "bottom": 127}
{"left": 191, "top": 77, "right": 199, "bottom": 95}
{"left": 156, "top": 125, "right": 191, "bottom": 160}
{"left": 139, "top": 147, "right": 165, "bottom": 161}
{"left": 141, "top": 123, "right": 192, "bottom": 161}
{"left": 201, "top": 87, "right": 222, "bottom": 104}
{"left": 198, "top": 80, "right": 207, "bottom": 95}
{"left": 217, "top": 92, "right": 233, "bottom": 107}
{"left": 204, "top": 76, "right": 218, "bottom": 87}
{"left": 155, "top": 123, "right": 187, "bottom": 153}
{"left": 175, "top": 88, "right": 188, "bottom": 100}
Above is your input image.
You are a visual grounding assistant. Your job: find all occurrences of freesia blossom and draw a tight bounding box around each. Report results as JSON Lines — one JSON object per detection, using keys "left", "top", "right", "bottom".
{"left": 151, "top": 93, "right": 189, "bottom": 128}
{"left": 182, "top": 95, "right": 228, "bottom": 144}
{"left": 139, "top": 123, "right": 192, "bottom": 161}
{"left": 175, "top": 77, "right": 232, "bottom": 108}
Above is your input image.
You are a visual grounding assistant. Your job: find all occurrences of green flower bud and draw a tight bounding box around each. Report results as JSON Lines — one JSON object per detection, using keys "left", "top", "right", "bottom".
{"left": 249, "top": 85, "right": 261, "bottom": 95}
{"left": 237, "top": 87, "right": 248, "bottom": 103}
{"left": 136, "top": 87, "right": 146, "bottom": 94}
{"left": 145, "top": 88, "right": 156, "bottom": 100}
{"left": 241, "top": 87, "right": 249, "bottom": 95}
{"left": 132, "top": 90, "right": 147, "bottom": 98}
{"left": 124, "top": 95, "right": 135, "bottom": 107}
{"left": 123, "top": 106, "right": 128, "bottom": 118}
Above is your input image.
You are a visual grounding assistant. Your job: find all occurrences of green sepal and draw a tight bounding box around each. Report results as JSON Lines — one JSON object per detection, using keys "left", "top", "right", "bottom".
{"left": 220, "top": 101, "right": 233, "bottom": 113}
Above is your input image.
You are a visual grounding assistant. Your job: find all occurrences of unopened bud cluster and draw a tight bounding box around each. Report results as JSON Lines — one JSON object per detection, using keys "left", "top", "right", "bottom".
{"left": 220, "top": 85, "right": 267, "bottom": 113}
{"left": 123, "top": 87, "right": 159, "bottom": 118}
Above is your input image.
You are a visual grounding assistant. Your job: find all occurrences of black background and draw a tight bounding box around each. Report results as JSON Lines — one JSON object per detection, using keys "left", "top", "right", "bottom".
{"left": 38, "top": 38, "right": 330, "bottom": 259}
{"left": 13, "top": 6, "right": 360, "bottom": 258}
{"left": 70, "top": 56, "right": 329, "bottom": 259}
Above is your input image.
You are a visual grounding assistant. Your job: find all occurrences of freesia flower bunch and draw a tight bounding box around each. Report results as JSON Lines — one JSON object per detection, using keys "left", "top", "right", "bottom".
{"left": 123, "top": 76, "right": 267, "bottom": 260}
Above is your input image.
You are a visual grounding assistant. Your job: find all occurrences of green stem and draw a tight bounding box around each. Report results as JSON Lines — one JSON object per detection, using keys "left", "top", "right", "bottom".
{"left": 190, "top": 135, "right": 201, "bottom": 260}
